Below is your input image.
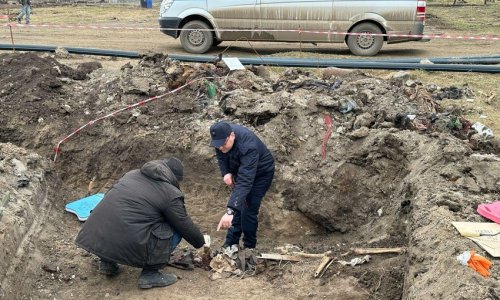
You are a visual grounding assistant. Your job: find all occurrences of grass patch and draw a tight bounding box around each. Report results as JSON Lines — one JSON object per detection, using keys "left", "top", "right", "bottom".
{"left": 1, "top": 4, "right": 159, "bottom": 25}
{"left": 426, "top": 1, "right": 500, "bottom": 35}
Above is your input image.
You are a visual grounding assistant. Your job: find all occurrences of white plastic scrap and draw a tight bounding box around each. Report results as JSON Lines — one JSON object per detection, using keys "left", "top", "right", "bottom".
{"left": 456, "top": 251, "right": 471, "bottom": 266}
{"left": 338, "top": 255, "right": 371, "bottom": 267}
{"left": 472, "top": 122, "right": 494, "bottom": 138}
{"left": 223, "top": 244, "right": 239, "bottom": 260}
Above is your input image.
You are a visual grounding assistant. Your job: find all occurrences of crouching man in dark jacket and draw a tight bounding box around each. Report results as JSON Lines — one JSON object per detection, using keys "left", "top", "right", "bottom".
{"left": 75, "top": 158, "right": 205, "bottom": 289}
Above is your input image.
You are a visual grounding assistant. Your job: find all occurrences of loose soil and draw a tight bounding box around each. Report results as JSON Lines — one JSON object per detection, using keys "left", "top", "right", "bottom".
{"left": 0, "top": 52, "right": 499, "bottom": 300}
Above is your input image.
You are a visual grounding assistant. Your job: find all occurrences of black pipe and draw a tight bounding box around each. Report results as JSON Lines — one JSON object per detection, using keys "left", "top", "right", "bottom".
{"left": 169, "top": 54, "right": 500, "bottom": 73}
{"left": 1, "top": 44, "right": 499, "bottom": 73}
{"left": 0, "top": 44, "right": 141, "bottom": 58}
{"left": 168, "top": 54, "right": 500, "bottom": 65}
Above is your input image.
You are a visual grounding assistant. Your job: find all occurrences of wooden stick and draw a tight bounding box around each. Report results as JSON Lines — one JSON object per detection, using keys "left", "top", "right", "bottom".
{"left": 258, "top": 253, "right": 303, "bottom": 262}
{"left": 352, "top": 247, "right": 406, "bottom": 255}
{"left": 314, "top": 256, "right": 334, "bottom": 278}
{"left": 317, "top": 257, "right": 336, "bottom": 278}
{"left": 290, "top": 250, "right": 333, "bottom": 259}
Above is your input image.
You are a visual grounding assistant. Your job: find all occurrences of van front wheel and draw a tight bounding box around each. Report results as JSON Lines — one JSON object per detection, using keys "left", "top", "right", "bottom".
{"left": 180, "top": 20, "right": 213, "bottom": 54}
{"left": 347, "top": 23, "right": 383, "bottom": 56}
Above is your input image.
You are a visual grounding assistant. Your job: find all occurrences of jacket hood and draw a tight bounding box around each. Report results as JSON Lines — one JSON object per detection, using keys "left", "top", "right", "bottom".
{"left": 140, "top": 160, "right": 179, "bottom": 188}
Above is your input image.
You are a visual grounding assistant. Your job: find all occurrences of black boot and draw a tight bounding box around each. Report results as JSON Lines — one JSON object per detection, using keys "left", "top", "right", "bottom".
{"left": 138, "top": 269, "right": 177, "bottom": 289}
{"left": 99, "top": 260, "right": 119, "bottom": 276}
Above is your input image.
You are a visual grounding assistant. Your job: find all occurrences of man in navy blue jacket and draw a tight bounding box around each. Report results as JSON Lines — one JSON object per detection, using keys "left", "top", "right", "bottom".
{"left": 210, "top": 121, "right": 275, "bottom": 249}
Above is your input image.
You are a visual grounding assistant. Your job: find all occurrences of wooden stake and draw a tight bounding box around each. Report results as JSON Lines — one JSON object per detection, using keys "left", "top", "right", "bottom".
{"left": 314, "top": 255, "right": 334, "bottom": 278}
{"left": 317, "top": 257, "right": 335, "bottom": 278}
{"left": 9, "top": 24, "right": 15, "bottom": 52}
{"left": 352, "top": 247, "right": 406, "bottom": 255}
{"left": 258, "top": 253, "right": 303, "bottom": 262}
{"left": 291, "top": 250, "right": 333, "bottom": 259}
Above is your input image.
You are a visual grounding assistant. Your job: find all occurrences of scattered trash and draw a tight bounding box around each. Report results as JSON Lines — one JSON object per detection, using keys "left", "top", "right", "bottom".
{"left": 339, "top": 99, "right": 358, "bottom": 114}
{"left": 207, "top": 245, "right": 265, "bottom": 280}
{"left": 205, "top": 81, "right": 217, "bottom": 99}
{"left": 433, "top": 86, "right": 464, "bottom": 100}
{"left": 168, "top": 248, "right": 195, "bottom": 270}
{"left": 472, "top": 122, "right": 494, "bottom": 139}
{"left": 223, "top": 244, "right": 239, "bottom": 259}
{"left": 456, "top": 250, "right": 492, "bottom": 277}
{"left": 477, "top": 201, "right": 500, "bottom": 224}
{"left": 221, "top": 57, "right": 245, "bottom": 71}
{"left": 338, "top": 255, "right": 371, "bottom": 267}
{"left": 452, "top": 222, "right": 500, "bottom": 257}
{"left": 275, "top": 243, "right": 302, "bottom": 254}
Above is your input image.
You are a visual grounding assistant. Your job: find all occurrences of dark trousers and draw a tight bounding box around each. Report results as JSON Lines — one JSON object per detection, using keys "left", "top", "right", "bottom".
{"left": 144, "top": 230, "right": 182, "bottom": 271}
{"left": 225, "top": 168, "right": 274, "bottom": 248}
{"left": 100, "top": 230, "right": 182, "bottom": 271}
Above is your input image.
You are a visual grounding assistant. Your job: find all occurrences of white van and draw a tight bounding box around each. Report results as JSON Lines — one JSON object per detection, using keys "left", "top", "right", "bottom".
{"left": 159, "top": 0, "right": 426, "bottom": 56}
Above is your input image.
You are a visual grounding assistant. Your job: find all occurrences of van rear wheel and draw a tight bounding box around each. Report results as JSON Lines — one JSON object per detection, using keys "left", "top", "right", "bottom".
{"left": 180, "top": 20, "right": 213, "bottom": 54}
{"left": 347, "top": 23, "right": 384, "bottom": 56}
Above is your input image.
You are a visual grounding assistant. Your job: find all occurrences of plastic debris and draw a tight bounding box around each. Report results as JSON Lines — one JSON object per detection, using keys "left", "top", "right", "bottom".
{"left": 339, "top": 99, "right": 358, "bottom": 114}
{"left": 472, "top": 122, "right": 494, "bottom": 139}
{"left": 223, "top": 244, "right": 239, "bottom": 260}
{"left": 338, "top": 255, "right": 371, "bottom": 267}
{"left": 457, "top": 250, "right": 492, "bottom": 277}
{"left": 205, "top": 81, "right": 217, "bottom": 99}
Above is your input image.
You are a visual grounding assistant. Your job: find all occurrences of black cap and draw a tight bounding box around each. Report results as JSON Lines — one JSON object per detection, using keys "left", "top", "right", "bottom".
{"left": 209, "top": 122, "right": 232, "bottom": 148}
{"left": 164, "top": 157, "right": 184, "bottom": 182}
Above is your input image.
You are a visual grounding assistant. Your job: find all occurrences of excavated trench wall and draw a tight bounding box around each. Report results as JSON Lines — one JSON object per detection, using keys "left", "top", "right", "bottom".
{"left": 1, "top": 53, "right": 499, "bottom": 299}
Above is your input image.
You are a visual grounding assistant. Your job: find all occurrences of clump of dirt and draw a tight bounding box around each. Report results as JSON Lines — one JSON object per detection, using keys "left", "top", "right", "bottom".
{"left": 0, "top": 52, "right": 499, "bottom": 299}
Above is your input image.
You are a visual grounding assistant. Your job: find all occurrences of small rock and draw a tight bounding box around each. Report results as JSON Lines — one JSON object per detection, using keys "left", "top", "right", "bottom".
{"left": 348, "top": 127, "right": 370, "bottom": 139}
{"left": 426, "top": 83, "right": 439, "bottom": 92}
{"left": 436, "top": 199, "right": 462, "bottom": 212}
{"left": 379, "top": 122, "right": 394, "bottom": 128}
{"left": 17, "top": 176, "right": 30, "bottom": 188}
{"left": 391, "top": 71, "right": 410, "bottom": 81}
{"left": 255, "top": 66, "right": 271, "bottom": 80}
{"left": 322, "top": 67, "right": 353, "bottom": 80}
{"left": 405, "top": 80, "right": 417, "bottom": 87}
{"left": 354, "top": 113, "right": 375, "bottom": 129}
{"left": 41, "top": 263, "right": 59, "bottom": 273}
{"left": 54, "top": 47, "right": 70, "bottom": 59}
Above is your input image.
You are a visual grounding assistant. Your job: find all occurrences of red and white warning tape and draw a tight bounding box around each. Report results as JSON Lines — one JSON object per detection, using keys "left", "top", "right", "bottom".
{"left": 4, "top": 22, "right": 500, "bottom": 41}
{"left": 53, "top": 76, "right": 214, "bottom": 162}
{"left": 321, "top": 114, "right": 333, "bottom": 160}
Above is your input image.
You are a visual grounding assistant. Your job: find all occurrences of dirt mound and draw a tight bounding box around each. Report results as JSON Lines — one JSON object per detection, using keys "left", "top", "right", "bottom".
{"left": 0, "top": 52, "right": 499, "bottom": 299}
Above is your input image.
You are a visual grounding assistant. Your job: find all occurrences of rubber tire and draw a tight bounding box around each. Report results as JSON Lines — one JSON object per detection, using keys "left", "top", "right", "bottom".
{"left": 346, "top": 23, "right": 384, "bottom": 56}
{"left": 180, "top": 20, "right": 214, "bottom": 54}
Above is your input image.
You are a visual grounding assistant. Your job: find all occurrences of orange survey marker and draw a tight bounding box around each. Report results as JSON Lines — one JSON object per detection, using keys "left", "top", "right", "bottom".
{"left": 457, "top": 250, "right": 492, "bottom": 277}
{"left": 468, "top": 250, "right": 492, "bottom": 277}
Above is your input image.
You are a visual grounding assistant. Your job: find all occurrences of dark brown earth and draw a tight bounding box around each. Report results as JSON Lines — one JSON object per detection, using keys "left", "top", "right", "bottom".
{"left": 0, "top": 52, "right": 499, "bottom": 300}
